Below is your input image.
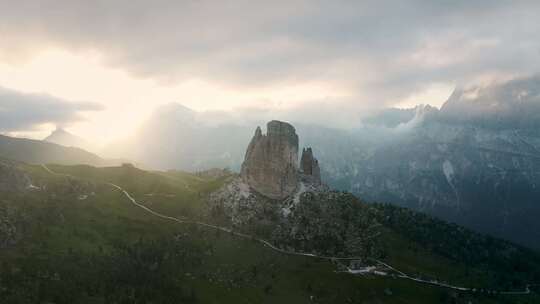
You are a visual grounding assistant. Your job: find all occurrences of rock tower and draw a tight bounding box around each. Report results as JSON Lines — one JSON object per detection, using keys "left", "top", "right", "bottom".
{"left": 300, "top": 147, "right": 321, "bottom": 185}
{"left": 241, "top": 120, "right": 299, "bottom": 200}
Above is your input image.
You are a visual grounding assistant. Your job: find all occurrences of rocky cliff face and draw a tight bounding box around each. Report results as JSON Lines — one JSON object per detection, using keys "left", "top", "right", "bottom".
{"left": 241, "top": 120, "right": 300, "bottom": 200}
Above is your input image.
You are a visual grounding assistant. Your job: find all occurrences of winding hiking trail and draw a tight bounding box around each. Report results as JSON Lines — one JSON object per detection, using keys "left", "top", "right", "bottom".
{"left": 41, "top": 164, "right": 535, "bottom": 295}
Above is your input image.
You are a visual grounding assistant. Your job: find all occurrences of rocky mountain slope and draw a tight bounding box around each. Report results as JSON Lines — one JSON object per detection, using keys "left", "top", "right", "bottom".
{"left": 329, "top": 120, "right": 540, "bottom": 250}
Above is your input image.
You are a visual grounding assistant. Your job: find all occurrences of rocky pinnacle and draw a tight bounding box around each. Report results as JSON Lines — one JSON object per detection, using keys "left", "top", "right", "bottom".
{"left": 241, "top": 120, "right": 299, "bottom": 200}
{"left": 301, "top": 147, "right": 321, "bottom": 185}
{"left": 241, "top": 120, "right": 323, "bottom": 200}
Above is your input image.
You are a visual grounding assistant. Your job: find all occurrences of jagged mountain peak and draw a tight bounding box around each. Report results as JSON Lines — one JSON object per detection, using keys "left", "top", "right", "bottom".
{"left": 439, "top": 74, "right": 540, "bottom": 130}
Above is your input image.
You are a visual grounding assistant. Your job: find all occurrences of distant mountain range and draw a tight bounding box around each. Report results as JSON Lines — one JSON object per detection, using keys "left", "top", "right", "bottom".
{"left": 301, "top": 76, "right": 540, "bottom": 250}
{"left": 103, "top": 75, "right": 540, "bottom": 250}
{"left": 326, "top": 76, "right": 540, "bottom": 250}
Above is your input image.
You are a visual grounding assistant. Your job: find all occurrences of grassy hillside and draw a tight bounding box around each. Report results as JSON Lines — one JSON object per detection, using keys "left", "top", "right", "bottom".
{"left": 0, "top": 163, "right": 538, "bottom": 303}
{"left": 0, "top": 134, "right": 118, "bottom": 166}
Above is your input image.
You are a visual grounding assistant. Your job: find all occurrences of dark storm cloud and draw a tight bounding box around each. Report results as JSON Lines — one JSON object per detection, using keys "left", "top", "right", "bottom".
{"left": 0, "top": 87, "right": 103, "bottom": 131}
{"left": 0, "top": 0, "right": 539, "bottom": 106}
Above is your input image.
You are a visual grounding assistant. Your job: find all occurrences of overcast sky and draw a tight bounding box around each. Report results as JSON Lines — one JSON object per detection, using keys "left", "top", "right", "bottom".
{"left": 1, "top": 0, "right": 539, "bottom": 142}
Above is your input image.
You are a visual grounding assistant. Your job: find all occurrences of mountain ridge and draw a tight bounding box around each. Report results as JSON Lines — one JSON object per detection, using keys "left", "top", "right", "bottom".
{"left": 0, "top": 133, "right": 120, "bottom": 167}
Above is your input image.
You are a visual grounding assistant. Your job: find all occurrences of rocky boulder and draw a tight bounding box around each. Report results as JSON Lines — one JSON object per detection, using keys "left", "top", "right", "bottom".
{"left": 241, "top": 120, "right": 299, "bottom": 200}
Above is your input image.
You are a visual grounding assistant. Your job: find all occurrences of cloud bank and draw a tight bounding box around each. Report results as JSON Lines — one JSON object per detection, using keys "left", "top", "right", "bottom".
{"left": 1, "top": 0, "right": 539, "bottom": 109}
{"left": 0, "top": 86, "right": 103, "bottom": 131}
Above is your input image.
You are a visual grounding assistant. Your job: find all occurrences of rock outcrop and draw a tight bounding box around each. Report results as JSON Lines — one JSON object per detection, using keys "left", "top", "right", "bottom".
{"left": 300, "top": 148, "right": 321, "bottom": 184}
{"left": 241, "top": 120, "right": 299, "bottom": 200}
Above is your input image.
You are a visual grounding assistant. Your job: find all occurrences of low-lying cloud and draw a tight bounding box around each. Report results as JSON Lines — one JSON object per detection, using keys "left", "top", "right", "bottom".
{"left": 0, "top": 86, "right": 103, "bottom": 131}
